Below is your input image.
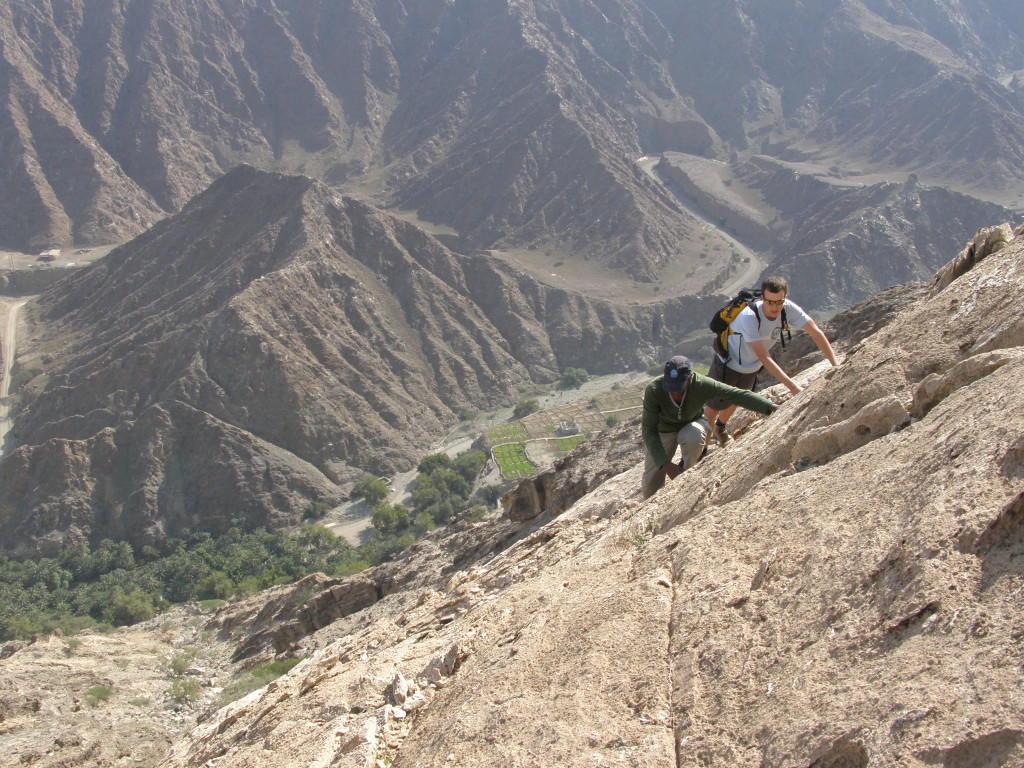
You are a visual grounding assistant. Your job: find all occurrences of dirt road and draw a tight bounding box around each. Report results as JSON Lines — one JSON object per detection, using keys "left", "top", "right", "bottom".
{"left": 636, "top": 155, "right": 764, "bottom": 294}
{"left": 1, "top": 298, "right": 28, "bottom": 455}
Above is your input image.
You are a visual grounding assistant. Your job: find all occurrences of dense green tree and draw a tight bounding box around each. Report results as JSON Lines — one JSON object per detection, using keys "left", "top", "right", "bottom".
{"left": 559, "top": 367, "right": 589, "bottom": 389}
{"left": 424, "top": 499, "right": 458, "bottom": 524}
{"left": 371, "top": 502, "right": 411, "bottom": 535}
{"left": 156, "top": 550, "right": 215, "bottom": 603}
{"left": 359, "top": 532, "right": 415, "bottom": 564}
{"left": 408, "top": 472, "right": 444, "bottom": 512}
{"left": 197, "top": 571, "right": 235, "bottom": 600}
{"left": 352, "top": 475, "right": 390, "bottom": 506}
{"left": 103, "top": 589, "right": 157, "bottom": 626}
{"left": 412, "top": 512, "right": 436, "bottom": 536}
{"left": 410, "top": 469, "right": 471, "bottom": 513}
{"left": 452, "top": 450, "right": 487, "bottom": 482}
{"left": 417, "top": 453, "right": 452, "bottom": 475}
{"left": 0, "top": 525, "right": 373, "bottom": 642}
{"left": 513, "top": 398, "right": 540, "bottom": 419}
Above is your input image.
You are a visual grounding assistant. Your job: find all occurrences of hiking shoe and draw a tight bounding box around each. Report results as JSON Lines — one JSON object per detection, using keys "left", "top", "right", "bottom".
{"left": 712, "top": 420, "right": 733, "bottom": 447}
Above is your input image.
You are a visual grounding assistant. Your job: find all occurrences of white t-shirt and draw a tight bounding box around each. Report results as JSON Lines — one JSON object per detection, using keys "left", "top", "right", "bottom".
{"left": 725, "top": 299, "right": 811, "bottom": 374}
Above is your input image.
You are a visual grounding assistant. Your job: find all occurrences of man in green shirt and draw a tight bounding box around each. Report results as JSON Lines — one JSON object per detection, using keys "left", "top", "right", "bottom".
{"left": 642, "top": 355, "right": 777, "bottom": 498}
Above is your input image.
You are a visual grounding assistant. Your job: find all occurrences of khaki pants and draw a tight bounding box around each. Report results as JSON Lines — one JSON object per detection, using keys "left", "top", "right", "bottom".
{"left": 641, "top": 418, "right": 710, "bottom": 499}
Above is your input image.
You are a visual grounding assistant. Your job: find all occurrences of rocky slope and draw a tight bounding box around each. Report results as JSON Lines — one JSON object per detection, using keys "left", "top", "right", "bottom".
{"left": 0, "top": 585, "right": 330, "bottom": 768}
{"left": 4, "top": 221, "right": 1022, "bottom": 767}
{"left": 0, "top": 165, "right": 722, "bottom": 557}
{"left": 0, "top": 0, "right": 1021, "bottom": 294}
{"left": 172, "top": 221, "right": 1024, "bottom": 768}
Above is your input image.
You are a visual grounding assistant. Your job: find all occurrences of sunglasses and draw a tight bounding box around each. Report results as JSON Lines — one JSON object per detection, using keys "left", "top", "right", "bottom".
{"left": 763, "top": 298, "right": 785, "bottom": 306}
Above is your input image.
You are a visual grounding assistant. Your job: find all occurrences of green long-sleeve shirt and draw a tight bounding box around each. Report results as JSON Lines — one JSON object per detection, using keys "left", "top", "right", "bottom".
{"left": 641, "top": 373, "right": 775, "bottom": 466}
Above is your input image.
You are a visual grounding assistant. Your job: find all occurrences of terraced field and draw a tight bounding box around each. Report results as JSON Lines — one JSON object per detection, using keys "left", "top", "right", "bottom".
{"left": 484, "top": 382, "right": 646, "bottom": 479}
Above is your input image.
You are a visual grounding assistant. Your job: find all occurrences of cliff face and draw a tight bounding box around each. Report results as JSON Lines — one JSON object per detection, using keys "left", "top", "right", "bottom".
{"left": 0, "top": 166, "right": 721, "bottom": 556}
{"left": 5, "top": 223, "right": 1018, "bottom": 767}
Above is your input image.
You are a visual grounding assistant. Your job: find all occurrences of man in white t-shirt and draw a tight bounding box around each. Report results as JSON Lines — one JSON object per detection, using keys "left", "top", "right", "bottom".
{"left": 704, "top": 275, "right": 839, "bottom": 446}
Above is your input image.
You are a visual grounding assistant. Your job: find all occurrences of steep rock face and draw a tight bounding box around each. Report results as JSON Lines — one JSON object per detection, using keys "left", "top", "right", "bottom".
{"left": 1, "top": 166, "right": 716, "bottom": 554}
{"left": 0, "top": 1, "right": 165, "bottom": 249}
{"left": 135, "top": 224, "right": 1024, "bottom": 768}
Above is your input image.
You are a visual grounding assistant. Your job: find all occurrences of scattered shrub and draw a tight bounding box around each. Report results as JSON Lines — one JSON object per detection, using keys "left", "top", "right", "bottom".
{"left": 512, "top": 398, "right": 540, "bottom": 419}
{"left": 559, "top": 367, "right": 589, "bottom": 389}
{"left": 219, "top": 658, "right": 301, "bottom": 706}
{"left": 351, "top": 475, "right": 389, "bottom": 506}
{"left": 171, "top": 678, "right": 201, "bottom": 705}
{"left": 305, "top": 501, "right": 332, "bottom": 518}
{"left": 85, "top": 685, "right": 114, "bottom": 707}
{"left": 170, "top": 651, "right": 195, "bottom": 677}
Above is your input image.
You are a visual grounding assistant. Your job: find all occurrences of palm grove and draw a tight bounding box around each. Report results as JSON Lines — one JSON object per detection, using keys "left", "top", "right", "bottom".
{"left": 0, "top": 449, "right": 490, "bottom": 641}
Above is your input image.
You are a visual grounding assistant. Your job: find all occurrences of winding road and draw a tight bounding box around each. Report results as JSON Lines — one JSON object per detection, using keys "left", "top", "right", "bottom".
{"left": 636, "top": 155, "right": 764, "bottom": 295}
{"left": 0, "top": 298, "right": 27, "bottom": 456}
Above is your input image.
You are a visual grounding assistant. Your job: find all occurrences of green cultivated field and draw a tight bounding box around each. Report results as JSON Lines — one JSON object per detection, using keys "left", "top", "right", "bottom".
{"left": 555, "top": 435, "right": 589, "bottom": 453}
{"left": 484, "top": 379, "right": 645, "bottom": 479}
{"left": 485, "top": 422, "right": 529, "bottom": 443}
{"left": 491, "top": 443, "right": 537, "bottom": 479}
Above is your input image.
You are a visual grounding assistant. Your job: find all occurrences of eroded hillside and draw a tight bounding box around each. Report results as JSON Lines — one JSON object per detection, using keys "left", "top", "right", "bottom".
{"left": 0, "top": 166, "right": 722, "bottom": 557}
{"left": 0, "top": 0, "right": 1021, "bottom": 301}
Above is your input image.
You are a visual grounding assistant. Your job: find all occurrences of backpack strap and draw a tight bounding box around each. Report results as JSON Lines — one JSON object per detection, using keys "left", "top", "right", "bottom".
{"left": 749, "top": 301, "right": 792, "bottom": 357}
{"left": 742, "top": 303, "right": 763, "bottom": 366}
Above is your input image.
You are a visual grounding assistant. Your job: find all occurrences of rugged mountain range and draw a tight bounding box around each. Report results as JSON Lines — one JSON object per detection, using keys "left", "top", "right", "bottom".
{"left": 3, "top": 223, "right": 1023, "bottom": 768}
{"left": 8, "top": 160, "right": 990, "bottom": 557}
{"left": 0, "top": 165, "right": 722, "bottom": 557}
{"left": 1, "top": 0, "right": 1022, "bottom": 297}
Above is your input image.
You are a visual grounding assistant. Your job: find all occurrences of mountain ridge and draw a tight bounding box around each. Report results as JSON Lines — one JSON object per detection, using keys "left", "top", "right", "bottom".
{"left": 1, "top": 0, "right": 1021, "bottom": 298}
{"left": 1, "top": 165, "right": 724, "bottom": 556}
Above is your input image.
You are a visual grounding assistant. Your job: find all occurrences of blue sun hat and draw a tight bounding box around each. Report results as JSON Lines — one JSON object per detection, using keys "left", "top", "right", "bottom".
{"left": 662, "top": 355, "right": 693, "bottom": 392}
